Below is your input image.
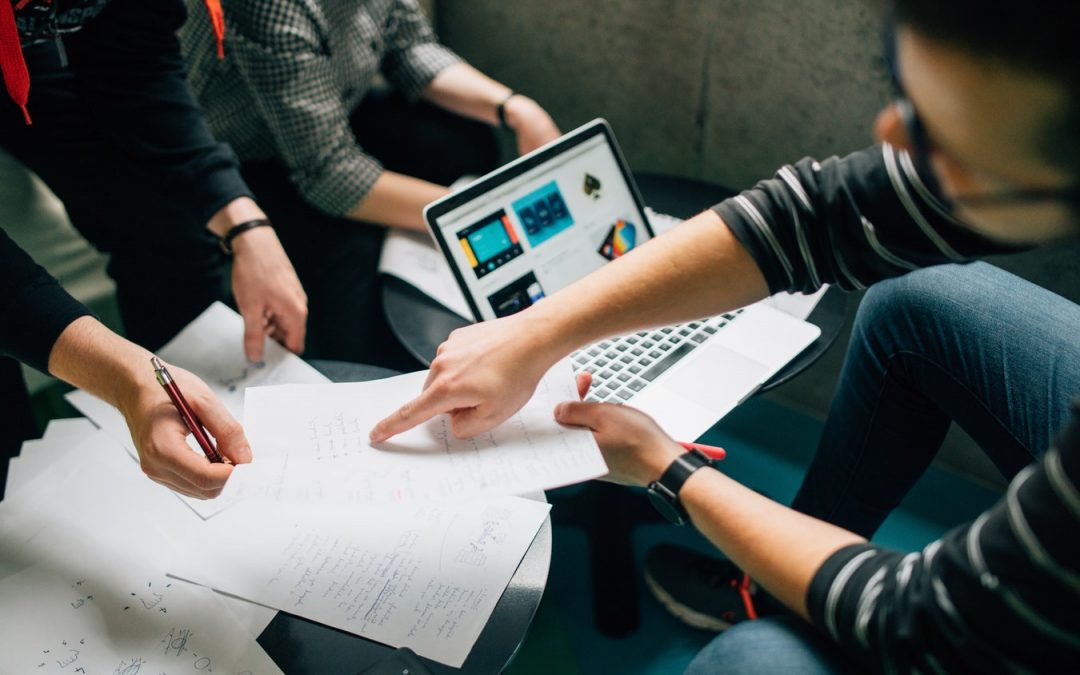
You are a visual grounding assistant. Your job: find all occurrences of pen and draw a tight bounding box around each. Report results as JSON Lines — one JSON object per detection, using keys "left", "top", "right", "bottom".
{"left": 678, "top": 441, "right": 726, "bottom": 461}
{"left": 151, "top": 356, "right": 223, "bottom": 463}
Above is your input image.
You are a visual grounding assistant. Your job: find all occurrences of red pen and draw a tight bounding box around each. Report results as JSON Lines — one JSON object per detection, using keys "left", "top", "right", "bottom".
{"left": 679, "top": 441, "right": 726, "bottom": 461}
{"left": 151, "top": 356, "right": 223, "bottom": 463}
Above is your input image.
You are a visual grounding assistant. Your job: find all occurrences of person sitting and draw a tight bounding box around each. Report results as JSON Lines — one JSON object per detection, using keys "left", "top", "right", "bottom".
{"left": 369, "top": 0, "right": 1080, "bottom": 671}
{"left": 181, "top": 0, "right": 561, "bottom": 366}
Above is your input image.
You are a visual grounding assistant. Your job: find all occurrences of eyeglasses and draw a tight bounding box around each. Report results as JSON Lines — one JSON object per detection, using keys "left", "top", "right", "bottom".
{"left": 883, "top": 23, "right": 1080, "bottom": 210}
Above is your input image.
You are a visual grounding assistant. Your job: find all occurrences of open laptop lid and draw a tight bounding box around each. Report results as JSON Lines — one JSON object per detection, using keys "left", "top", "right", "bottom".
{"left": 424, "top": 119, "right": 653, "bottom": 322}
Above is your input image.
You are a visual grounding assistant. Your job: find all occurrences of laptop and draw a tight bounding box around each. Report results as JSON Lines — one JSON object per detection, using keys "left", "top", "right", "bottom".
{"left": 424, "top": 119, "right": 821, "bottom": 440}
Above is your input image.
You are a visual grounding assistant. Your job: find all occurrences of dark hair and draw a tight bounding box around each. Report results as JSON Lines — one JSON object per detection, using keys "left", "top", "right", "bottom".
{"left": 890, "top": 0, "right": 1080, "bottom": 177}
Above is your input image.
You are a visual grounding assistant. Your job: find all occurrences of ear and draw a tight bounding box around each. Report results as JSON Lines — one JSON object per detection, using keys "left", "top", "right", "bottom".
{"left": 874, "top": 102, "right": 974, "bottom": 200}
{"left": 874, "top": 103, "right": 912, "bottom": 152}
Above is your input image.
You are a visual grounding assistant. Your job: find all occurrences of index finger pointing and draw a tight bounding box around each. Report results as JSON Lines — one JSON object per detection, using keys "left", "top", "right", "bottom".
{"left": 369, "top": 386, "right": 462, "bottom": 443}
{"left": 242, "top": 309, "right": 268, "bottom": 362}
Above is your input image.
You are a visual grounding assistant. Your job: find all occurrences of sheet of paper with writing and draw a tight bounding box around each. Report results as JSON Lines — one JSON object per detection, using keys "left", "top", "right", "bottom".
{"left": 65, "top": 301, "right": 329, "bottom": 519}
{"left": 0, "top": 433, "right": 279, "bottom": 637}
{"left": 227, "top": 360, "right": 606, "bottom": 505}
{"left": 169, "top": 496, "right": 550, "bottom": 667}
{"left": 0, "top": 535, "right": 281, "bottom": 675}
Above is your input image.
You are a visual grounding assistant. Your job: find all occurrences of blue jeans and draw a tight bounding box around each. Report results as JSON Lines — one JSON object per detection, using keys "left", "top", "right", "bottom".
{"left": 686, "top": 617, "right": 860, "bottom": 675}
{"left": 689, "top": 262, "right": 1080, "bottom": 673}
{"left": 793, "top": 261, "right": 1080, "bottom": 537}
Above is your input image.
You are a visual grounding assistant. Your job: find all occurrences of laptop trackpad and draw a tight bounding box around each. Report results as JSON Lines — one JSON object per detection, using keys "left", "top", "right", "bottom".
{"left": 654, "top": 346, "right": 770, "bottom": 411}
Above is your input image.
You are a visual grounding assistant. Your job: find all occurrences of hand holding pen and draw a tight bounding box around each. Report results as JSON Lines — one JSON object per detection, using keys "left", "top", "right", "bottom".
{"left": 109, "top": 356, "right": 253, "bottom": 499}
{"left": 152, "top": 356, "right": 223, "bottom": 463}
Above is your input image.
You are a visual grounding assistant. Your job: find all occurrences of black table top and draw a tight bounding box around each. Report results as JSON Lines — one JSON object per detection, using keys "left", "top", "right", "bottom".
{"left": 382, "top": 172, "right": 846, "bottom": 394}
{"left": 256, "top": 361, "right": 552, "bottom": 675}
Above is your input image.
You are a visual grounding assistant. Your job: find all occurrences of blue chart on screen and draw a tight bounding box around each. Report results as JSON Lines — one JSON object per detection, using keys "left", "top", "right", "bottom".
{"left": 512, "top": 181, "right": 575, "bottom": 247}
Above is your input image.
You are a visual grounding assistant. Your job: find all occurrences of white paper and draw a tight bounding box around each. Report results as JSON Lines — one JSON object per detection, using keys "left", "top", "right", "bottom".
{"left": 0, "top": 533, "right": 281, "bottom": 675}
{"left": 171, "top": 496, "right": 550, "bottom": 667}
{"left": 42, "top": 417, "right": 97, "bottom": 440}
{"left": 5, "top": 438, "right": 80, "bottom": 497}
{"left": 1, "top": 432, "right": 279, "bottom": 638}
{"left": 759, "top": 284, "right": 829, "bottom": 321}
{"left": 644, "top": 206, "right": 685, "bottom": 236}
{"left": 66, "top": 301, "right": 329, "bottom": 519}
{"left": 228, "top": 360, "right": 606, "bottom": 505}
{"left": 6, "top": 419, "right": 98, "bottom": 498}
{"left": 378, "top": 229, "right": 474, "bottom": 320}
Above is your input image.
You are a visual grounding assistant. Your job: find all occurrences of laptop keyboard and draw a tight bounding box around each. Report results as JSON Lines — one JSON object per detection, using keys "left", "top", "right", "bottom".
{"left": 571, "top": 309, "right": 745, "bottom": 403}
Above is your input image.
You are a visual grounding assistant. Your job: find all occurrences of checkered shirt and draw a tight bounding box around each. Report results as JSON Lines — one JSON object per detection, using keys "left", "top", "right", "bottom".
{"left": 181, "top": 0, "right": 461, "bottom": 216}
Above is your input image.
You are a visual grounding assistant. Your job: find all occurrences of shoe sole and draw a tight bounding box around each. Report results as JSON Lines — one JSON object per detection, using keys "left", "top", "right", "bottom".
{"left": 643, "top": 569, "right": 735, "bottom": 632}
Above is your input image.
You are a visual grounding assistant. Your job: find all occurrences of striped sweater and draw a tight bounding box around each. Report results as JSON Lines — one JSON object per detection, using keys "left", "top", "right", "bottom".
{"left": 713, "top": 144, "right": 1079, "bottom": 673}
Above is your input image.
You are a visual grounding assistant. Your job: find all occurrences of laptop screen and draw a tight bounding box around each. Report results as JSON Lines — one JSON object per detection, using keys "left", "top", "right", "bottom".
{"left": 426, "top": 121, "right": 652, "bottom": 321}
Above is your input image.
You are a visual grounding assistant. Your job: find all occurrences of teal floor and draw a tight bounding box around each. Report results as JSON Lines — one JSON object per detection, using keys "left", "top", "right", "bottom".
{"left": 506, "top": 397, "right": 1003, "bottom": 675}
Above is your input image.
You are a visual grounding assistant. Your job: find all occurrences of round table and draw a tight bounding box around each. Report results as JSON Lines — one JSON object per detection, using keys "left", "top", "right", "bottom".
{"left": 381, "top": 173, "right": 850, "bottom": 638}
{"left": 256, "top": 362, "right": 552, "bottom": 675}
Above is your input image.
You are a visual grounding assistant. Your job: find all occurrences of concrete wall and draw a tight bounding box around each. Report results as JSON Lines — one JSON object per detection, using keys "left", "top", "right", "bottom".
{"left": 437, "top": 0, "right": 891, "bottom": 191}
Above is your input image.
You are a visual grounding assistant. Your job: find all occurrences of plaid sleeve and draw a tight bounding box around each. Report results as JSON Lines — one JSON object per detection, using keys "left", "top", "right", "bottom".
{"left": 222, "top": 1, "right": 383, "bottom": 217}
{"left": 380, "top": 0, "right": 461, "bottom": 100}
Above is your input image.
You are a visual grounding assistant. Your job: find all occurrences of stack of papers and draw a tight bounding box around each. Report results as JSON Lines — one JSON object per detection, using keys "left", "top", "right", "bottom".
{"left": 227, "top": 366, "right": 606, "bottom": 505}
{"left": 1, "top": 426, "right": 281, "bottom": 674}
{"left": 4, "top": 302, "right": 604, "bottom": 670}
{"left": 66, "top": 302, "right": 330, "bottom": 519}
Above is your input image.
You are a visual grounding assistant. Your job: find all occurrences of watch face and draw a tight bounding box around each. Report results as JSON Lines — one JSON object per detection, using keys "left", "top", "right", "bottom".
{"left": 647, "top": 485, "right": 687, "bottom": 526}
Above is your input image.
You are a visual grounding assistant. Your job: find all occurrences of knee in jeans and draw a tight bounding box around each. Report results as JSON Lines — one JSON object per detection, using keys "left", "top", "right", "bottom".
{"left": 852, "top": 263, "right": 1001, "bottom": 353}
{"left": 685, "top": 618, "right": 849, "bottom": 675}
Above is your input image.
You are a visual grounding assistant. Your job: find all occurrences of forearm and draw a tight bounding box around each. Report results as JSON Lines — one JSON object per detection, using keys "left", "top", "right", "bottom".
{"left": 47, "top": 316, "right": 152, "bottom": 413}
{"left": 524, "top": 210, "right": 770, "bottom": 359}
{"left": 679, "top": 466, "right": 866, "bottom": 620}
{"left": 346, "top": 171, "right": 449, "bottom": 231}
{"left": 205, "top": 196, "right": 267, "bottom": 239}
{"left": 421, "top": 62, "right": 511, "bottom": 125}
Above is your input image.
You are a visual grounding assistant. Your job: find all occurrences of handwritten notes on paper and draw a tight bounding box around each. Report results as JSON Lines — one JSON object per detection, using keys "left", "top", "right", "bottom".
{"left": 0, "top": 560, "right": 281, "bottom": 674}
{"left": 0, "top": 431, "right": 279, "bottom": 638}
{"left": 170, "top": 496, "right": 550, "bottom": 667}
{"left": 66, "top": 302, "right": 328, "bottom": 518}
{"left": 0, "top": 454, "right": 281, "bottom": 675}
{"left": 226, "top": 360, "right": 607, "bottom": 505}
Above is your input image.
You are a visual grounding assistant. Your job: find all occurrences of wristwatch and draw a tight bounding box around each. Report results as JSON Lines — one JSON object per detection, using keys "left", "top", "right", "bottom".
{"left": 647, "top": 449, "right": 713, "bottom": 525}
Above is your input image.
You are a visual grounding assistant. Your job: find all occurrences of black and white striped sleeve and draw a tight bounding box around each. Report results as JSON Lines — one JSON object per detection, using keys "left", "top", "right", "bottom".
{"left": 806, "top": 401, "right": 1080, "bottom": 674}
{"left": 712, "top": 144, "right": 1020, "bottom": 294}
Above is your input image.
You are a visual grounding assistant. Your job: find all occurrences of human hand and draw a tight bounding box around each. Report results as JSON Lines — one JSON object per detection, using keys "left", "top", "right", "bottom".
{"left": 369, "top": 311, "right": 562, "bottom": 442}
{"left": 555, "top": 372, "right": 683, "bottom": 486}
{"left": 117, "top": 364, "right": 253, "bottom": 499}
{"left": 504, "top": 95, "right": 561, "bottom": 155}
{"left": 229, "top": 226, "right": 308, "bottom": 360}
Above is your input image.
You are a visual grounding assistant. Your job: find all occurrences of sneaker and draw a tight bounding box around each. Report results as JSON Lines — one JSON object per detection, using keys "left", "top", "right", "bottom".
{"left": 643, "top": 544, "right": 759, "bottom": 631}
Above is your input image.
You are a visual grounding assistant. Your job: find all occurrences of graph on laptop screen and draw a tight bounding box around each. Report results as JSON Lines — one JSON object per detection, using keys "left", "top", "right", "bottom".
{"left": 435, "top": 133, "right": 650, "bottom": 319}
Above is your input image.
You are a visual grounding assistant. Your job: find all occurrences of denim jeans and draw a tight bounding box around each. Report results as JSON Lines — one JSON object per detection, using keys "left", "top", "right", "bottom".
{"left": 792, "top": 261, "right": 1080, "bottom": 537}
{"left": 688, "top": 262, "right": 1080, "bottom": 673}
{"left": 686, "top": 616, "right": 860, "bottom": 675}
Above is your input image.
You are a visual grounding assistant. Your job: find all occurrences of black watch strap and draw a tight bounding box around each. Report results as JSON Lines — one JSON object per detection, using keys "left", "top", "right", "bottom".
{"left": 219, "top": 218, "right": 272, "bottom": 254}
{"left": 496, "top": 91, "right": 515, "bottom": 130}
{"left": 647, "top": 449, "right": 712, "bottom": 525}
